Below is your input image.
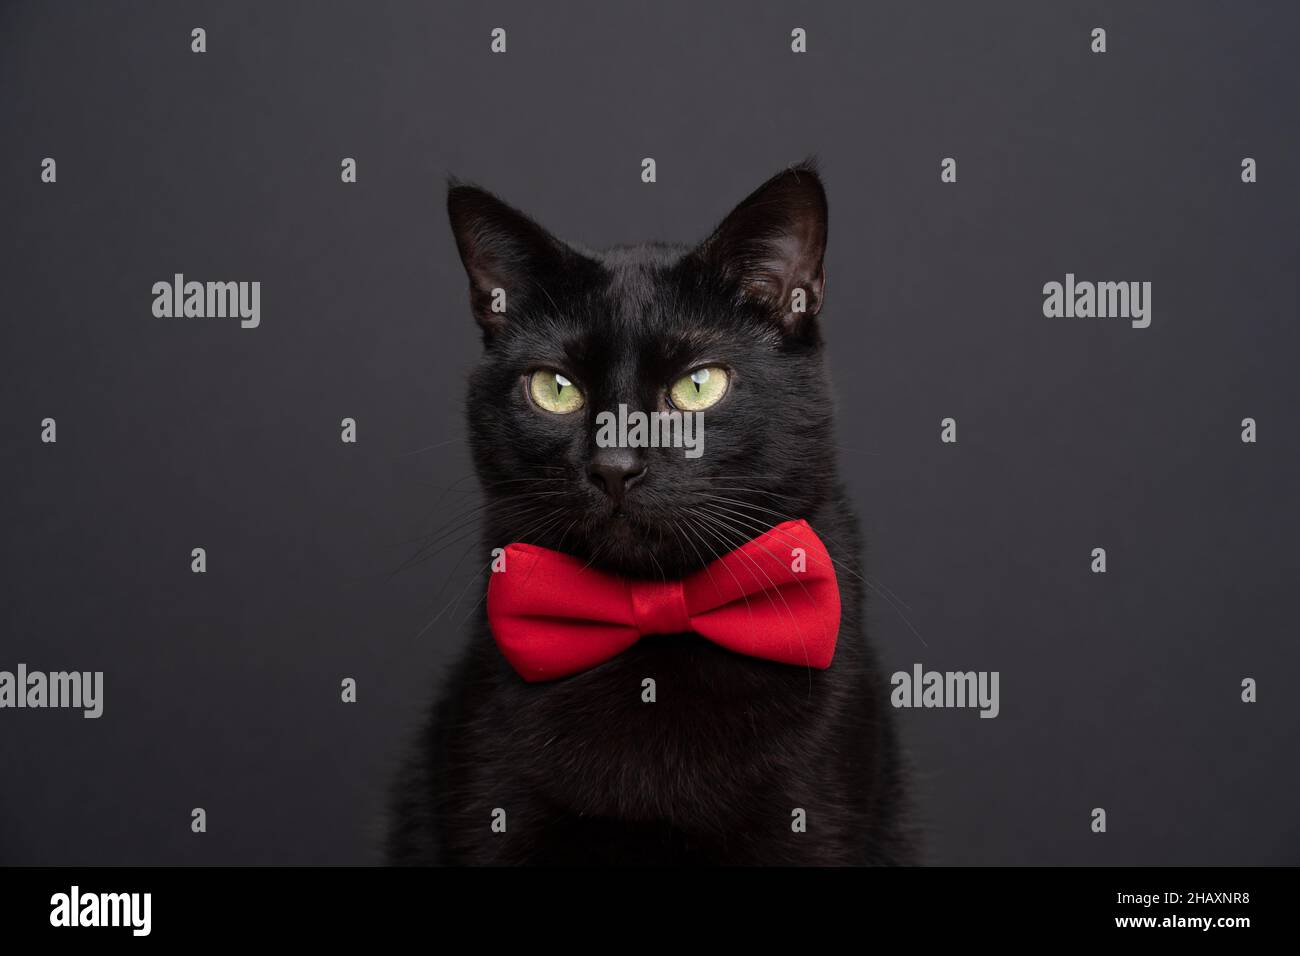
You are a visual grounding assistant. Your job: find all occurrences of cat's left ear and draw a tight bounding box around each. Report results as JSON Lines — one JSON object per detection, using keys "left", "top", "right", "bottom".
{"left": 447, "top": 182, "right": 585, "bottom": 343}
{"left": 692, "top": 161, "right": 828, "bottom": 338}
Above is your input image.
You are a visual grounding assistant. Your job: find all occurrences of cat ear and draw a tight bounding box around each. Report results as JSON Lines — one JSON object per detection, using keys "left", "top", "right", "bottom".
{"left": 693, "top": 161, "right": 828, "bottom": 337}
{"left": 447, "top": 183, "right": 578, "bottom": 341}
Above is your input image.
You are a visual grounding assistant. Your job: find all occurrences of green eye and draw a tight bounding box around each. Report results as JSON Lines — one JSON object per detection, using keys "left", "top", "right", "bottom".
{"left": 670, "top": 366, "right": 729, "bottom": 411}
{"left": 529, "top": 369, "right": 585, "bottom": 414}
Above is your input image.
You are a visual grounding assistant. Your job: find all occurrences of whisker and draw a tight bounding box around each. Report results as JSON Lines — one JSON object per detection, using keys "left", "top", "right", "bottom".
{"left": 689, "top": 509, "right": 815, "bottom": 692}
{"left": 694, "top": 503, "right": 929, "bottom": 649}
{"left": 672, "top": 513, "right": 758, "bottom": 634}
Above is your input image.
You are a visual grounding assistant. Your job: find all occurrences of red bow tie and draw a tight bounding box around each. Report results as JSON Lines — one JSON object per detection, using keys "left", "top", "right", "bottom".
{"left": 486, "top": 519, "right": 841, "bottom": 681}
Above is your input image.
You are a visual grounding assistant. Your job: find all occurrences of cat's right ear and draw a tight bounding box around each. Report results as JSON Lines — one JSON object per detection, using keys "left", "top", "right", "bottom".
{"left": 447, "top": 184, "right": 574, "bottom": 341}
{"left": 691, "top": 162, "right": 828, "bottom": 340}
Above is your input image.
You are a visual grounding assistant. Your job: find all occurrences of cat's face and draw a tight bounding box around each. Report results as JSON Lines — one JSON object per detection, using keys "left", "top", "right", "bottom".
{"left": 450, "top": 164, "right": 837, "bottom": 578}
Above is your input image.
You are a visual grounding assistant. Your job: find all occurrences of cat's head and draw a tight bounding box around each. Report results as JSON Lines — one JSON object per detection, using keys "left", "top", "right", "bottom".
{"left": 449, "top": 163, "right": 838, "bottom": 578}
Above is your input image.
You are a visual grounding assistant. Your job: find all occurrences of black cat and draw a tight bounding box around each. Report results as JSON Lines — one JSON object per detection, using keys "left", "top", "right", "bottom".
{"left": 388, "top": 162, "right": 916, "bottom": 865}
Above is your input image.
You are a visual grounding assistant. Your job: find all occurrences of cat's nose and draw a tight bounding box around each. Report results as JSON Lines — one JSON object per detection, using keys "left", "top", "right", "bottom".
{"left": 587, "top": 448, "right": 647, "bottom": 505}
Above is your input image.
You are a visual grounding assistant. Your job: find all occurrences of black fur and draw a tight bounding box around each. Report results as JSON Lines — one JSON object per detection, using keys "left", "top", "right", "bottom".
{"left": 388, "top": 163, "right": 916, "bottom": 865}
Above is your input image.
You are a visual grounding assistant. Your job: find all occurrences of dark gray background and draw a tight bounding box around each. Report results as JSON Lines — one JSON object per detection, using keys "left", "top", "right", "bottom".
{"left": 1, "top": 0, "right": 1297, "bottom": 865}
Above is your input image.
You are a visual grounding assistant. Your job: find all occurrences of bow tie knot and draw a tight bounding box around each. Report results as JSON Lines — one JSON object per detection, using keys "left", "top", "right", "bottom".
{"left": 629, "top": 579, "right": 693, "bottom": 635}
